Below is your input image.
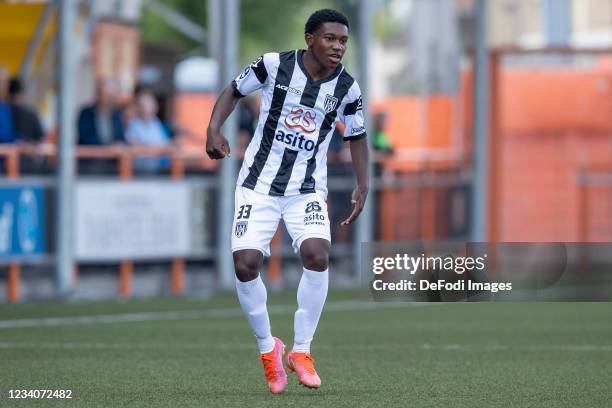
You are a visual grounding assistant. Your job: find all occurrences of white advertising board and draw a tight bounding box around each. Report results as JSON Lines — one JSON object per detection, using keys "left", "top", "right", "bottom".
{"left": 75, "top": 181, "right": 190, "bottom": 261}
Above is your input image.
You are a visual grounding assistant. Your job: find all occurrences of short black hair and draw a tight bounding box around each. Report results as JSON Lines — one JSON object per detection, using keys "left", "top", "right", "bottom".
{"left": 8, "top": 77, "right": 23, "bottom": 97}
{"left": 305, "top": 9, "right": 349, "bottom": 34}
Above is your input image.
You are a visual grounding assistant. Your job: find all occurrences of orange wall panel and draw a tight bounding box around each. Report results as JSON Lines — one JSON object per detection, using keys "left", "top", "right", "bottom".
{"left": 174, "top": 93, "right": 215, "bottom": 143}
{"left": 501, "top": 70, "right": 612, "bottom": 134}
{"left": 174, "top": 93, "right": 217, "bottom": 170}
{"left": 427, "top": 96, "right": 454, "bottom": 149}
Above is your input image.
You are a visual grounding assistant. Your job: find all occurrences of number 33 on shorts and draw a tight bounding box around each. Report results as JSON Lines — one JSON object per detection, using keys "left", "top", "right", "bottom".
{"left": 234, "top": 204, "right": 252, "bottom": 238}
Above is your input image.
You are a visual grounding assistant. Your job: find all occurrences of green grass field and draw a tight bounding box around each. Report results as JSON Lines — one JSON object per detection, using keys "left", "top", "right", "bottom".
{"left": 1, "top": 291, "right": 611, "bottom": 407}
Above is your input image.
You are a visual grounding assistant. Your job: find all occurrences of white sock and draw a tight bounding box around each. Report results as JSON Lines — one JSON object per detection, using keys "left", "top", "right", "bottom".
{"left": 235, "top": 275, "right": 275, "bottom": 354}
{"left": 293, "top": 268, "right": 329, "bottom": 353}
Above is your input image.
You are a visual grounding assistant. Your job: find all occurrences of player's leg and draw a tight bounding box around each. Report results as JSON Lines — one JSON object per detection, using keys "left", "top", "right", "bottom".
{"left": 294, "top": 237, "right": 330, "bottom": 352}
{"left": 231, "top": 187, "right": 286, "bottom": 394}
{"left": 233, "top": 249, "right": 273, "bottom": 352}
{"left": 281, "top": 194, "right": 331, "bottom": 389}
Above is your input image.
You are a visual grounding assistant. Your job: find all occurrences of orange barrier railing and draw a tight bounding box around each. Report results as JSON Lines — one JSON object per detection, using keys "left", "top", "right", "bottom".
{"left": 2, "top": 143, "right": 471, "bottom": 300}
{"left": 0, "top": 145, "right": 21, "bottom": 179}
{"left": 1, "top": 142, "right": 212, "bottom": 302}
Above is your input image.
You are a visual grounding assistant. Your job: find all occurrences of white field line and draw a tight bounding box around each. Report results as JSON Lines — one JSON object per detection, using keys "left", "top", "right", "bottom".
{"left": 0, "top": 300, "right": 429, "bottom": 330}
{"left": 0, "top": 342, "right": 610, "bottom": 352}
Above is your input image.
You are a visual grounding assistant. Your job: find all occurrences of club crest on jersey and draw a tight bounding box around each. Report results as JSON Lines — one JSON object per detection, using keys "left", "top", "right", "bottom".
{"left": 235, "top": 221, "right": 248, "bottom": 238}
{"left": 284, "top": 106, "right": 317, "bottom": 133}
{"left": 324, "top": 94, "right": 339, "bottom": 113}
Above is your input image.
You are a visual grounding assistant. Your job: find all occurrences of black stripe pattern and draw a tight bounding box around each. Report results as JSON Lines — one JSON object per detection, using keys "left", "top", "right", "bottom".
{"left": 242, "top": 51, "right": 296, "bottom": 190}
{"left": 343, "top": 96, "right": 362, "bottom": 116}
{"left": 269, "top": 148, "right": 299, "bottom": 196}
{"left": 299, "top": 71, "right": 355, "bottom": 193}
{"left": 299, "top": 82, "right": 321, "bottom": 108}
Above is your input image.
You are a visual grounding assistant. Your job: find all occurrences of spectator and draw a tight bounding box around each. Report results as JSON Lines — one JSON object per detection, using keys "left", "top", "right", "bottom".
{"left": 8, "top": 77, "right": 44, "bottom": 142}
{"left": 372, "top": 111, "right": 393, "bottom": 154}
{"left": 0, "top": 65, "right": 15, "bottom": 143}
{"left": 125, "top": 88, "right": 171, "bottom": 173}
{"left": 77, "top": 78, "right": 124, "bottom": 145}
{"left": 136, "top": 87, "right": 200, "bottom": 143}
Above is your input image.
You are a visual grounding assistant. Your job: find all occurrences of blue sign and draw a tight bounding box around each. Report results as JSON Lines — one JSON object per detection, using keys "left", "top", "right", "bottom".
{"left": 0, "top": 186, "right": 45, "bottom": 257}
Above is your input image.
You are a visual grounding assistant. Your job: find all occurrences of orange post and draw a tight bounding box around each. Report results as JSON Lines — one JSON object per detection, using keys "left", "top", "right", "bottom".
{"left": 119, "top": 152, "right": 133, "bottom": 179}
{"left": 6, "top": 151, "right": 19, "bottom": 179}
{"left": 488, "top": 51, "right": 501, "bottom": 242}
{"left": 7, "top": 263, "right": 20, "bottom": 303}
{"left": 170, "top": 153, "right": 186, "bottom": 294}
{"left": 119, "top": 261, "right": 133, "bottom": 297}
{"left": 268, "top": 229, "right": 282, "bottom": 284}
{"left": 4, "top": 148, "right": 21, "bottom": 302}
{"left": 117, "top": 151, "right": 133, "bottom": 297}
{"left": 171, "top": 258, "right": 185, "bottom": 294}
{"left": 170, "top": 153, "right": 185, "bottom": 179}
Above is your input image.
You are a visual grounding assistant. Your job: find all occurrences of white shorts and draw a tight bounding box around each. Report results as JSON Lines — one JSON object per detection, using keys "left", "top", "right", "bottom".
{"left": 231, "top": 186, "right": 331, "bottom": 257}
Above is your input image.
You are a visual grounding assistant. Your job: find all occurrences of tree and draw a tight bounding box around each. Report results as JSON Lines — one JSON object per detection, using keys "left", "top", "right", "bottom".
{"left": 140, "top": 0, "right": 356, "bottom": 64}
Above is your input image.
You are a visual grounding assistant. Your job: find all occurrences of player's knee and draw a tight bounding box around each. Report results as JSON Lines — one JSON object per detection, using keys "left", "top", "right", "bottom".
{"left": 302, "top": 251, "right": 329, "bottom": 271}
{"left": 300, "top": 242, "right": 330, "bottom": 271}
{"left": 233, "top": 250, "right": 263, "bottom": 282}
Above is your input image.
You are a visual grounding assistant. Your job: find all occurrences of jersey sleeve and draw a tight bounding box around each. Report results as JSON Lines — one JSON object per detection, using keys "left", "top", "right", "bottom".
{"left": 339, "top": 82, "right": 366, "bottom": 140}
{"left": 232, "top": 55, "right": 269, "bottom": 97}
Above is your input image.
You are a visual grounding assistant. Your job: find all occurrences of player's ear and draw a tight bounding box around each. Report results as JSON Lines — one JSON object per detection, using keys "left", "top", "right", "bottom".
{"left": 305, "top": 32, "right": 314, "bottom": 47}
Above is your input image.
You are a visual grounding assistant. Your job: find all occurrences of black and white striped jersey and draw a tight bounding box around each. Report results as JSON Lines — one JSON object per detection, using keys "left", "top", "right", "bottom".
{"left": 232, "top": 49, "right": 366, "bottom": 197}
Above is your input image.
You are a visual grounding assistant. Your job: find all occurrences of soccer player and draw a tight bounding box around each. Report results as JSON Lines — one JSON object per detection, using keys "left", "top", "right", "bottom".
{"left": 206, "top": 9, "right": 368, "bottom": 394}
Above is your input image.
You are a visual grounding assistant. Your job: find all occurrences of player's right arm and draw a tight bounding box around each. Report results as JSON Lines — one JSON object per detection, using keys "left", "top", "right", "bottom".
{"left": 206, "top": 55, "right": 270, "bottom": 160}
{"left": 206, "top": 85, "right": 240, "bottom": 159}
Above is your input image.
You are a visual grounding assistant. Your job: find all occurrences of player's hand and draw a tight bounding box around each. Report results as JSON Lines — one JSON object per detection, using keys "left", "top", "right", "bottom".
{"left": 205, "top": 129, "right": 231, "bottom": 159}
{"left": 340, "top": 186, "right": 368, "bottom": 226}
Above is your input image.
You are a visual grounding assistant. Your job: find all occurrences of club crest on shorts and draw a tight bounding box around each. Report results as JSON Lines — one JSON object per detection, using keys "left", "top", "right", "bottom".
{"left": 324, "top": 94, "right": 339, "bottom": 113}
{"left": 235, "top": 221, "right": 248, "bottom": 238}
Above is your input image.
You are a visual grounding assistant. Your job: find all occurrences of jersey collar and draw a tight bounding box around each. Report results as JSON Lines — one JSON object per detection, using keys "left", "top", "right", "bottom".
{"left": 296, "top": 49, "right": 344, "bottom": 85}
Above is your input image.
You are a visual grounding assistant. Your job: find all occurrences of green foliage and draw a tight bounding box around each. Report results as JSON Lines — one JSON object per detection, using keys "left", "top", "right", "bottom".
{"left": 372, "top": 4, "right": 399, "bottom": 43}
{"left": 140, "top": 0, "right": 358, "bottom": 64}
{"left": 140, "top": 0, "right": 206, "bottom": 51}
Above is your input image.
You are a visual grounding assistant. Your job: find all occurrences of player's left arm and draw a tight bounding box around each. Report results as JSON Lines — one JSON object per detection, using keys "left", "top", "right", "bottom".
{"left": 339, "top": 85, "right": 369, "bottom": 226}
{"left": 341, "top": 137, "right": 369, "bottom": 226}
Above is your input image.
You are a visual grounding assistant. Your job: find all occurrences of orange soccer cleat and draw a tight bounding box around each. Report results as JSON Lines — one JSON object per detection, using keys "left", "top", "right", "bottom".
{"left": 285, "top": 351, "right": 321, "bottom": 389}
{"left": 259, "top": 337, "right": 288, "bottom": 394}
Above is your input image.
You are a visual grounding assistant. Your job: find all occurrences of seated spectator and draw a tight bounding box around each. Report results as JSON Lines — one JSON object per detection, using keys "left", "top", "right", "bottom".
{"left": 133, "top": 86, "right": 200, "bottom": 143}
{"left": 8, "top": 77, "right": 44, "bottom": 142}
{"left": 125, "top": 88, "right": 170, "bottom": 173}
{"left": 77, "top": 78, "right": 124, "bottom": 145}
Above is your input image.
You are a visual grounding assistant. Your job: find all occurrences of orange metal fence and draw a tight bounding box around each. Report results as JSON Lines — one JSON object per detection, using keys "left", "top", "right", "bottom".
{"left": 0, "top": 143, "right": 211, "bottom": 302}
